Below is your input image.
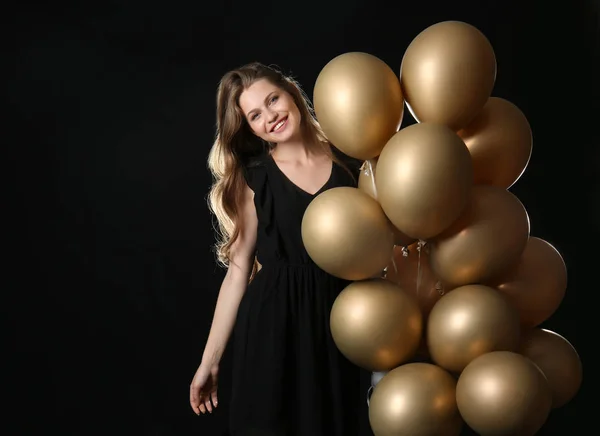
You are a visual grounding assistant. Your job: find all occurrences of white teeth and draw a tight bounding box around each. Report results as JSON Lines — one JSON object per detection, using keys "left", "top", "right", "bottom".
{"left": 274, "top": 119, "right": 285, "bottom": 131}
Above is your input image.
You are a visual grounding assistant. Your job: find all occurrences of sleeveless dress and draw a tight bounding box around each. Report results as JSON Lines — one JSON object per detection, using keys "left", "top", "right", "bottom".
{"left": 229, "top": 149, "right": 365, "bottom": 436}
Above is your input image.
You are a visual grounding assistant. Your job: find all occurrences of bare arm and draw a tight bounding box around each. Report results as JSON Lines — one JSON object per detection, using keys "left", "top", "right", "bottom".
{"left": 201, "top": 183, "right": 258, "bottom": 367}
{"left": 190, "top": 183, "right": 257, "bottom": 415}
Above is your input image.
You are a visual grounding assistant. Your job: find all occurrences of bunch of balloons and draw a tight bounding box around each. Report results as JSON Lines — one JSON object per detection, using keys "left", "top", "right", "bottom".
{"left": 301, "top": 21, "right": 582, "bottom": 436}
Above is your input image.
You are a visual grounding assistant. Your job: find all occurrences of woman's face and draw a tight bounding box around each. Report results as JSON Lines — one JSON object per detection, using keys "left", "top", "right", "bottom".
{"left": 238, "top": 78, "right": 302, "bottom": 144}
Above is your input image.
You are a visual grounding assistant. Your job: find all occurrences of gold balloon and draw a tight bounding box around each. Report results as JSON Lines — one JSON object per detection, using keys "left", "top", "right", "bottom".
{"left": 375, "top": 123, "right": 473, "bottom": 240}
{"left": 358, "top": 158, "right": 416, "bottom": 246}
{"left": 330, "top": 279, "right": 422, "bottom": 371}
{"left": 429, "top": 185, "right": 530, "bottom": 287}
{"left": 314, "top": 52, "right": 404, "bottom": 160}
{"left": 400, "top": 21, "right": 496, "bottom": 131}
{"left": 427, "top": 285, "right": 520, "bottom": 373}
{"left": 369, "top": 363, "right": 463, "bottom": 436}
{"left": 385, "top": 243, "right": 445, "bottom": 318}
{"left": 458, "top": 97, "right": 532, "bottom": 189}
{"left": 488, "top": 237, "right": 567, "bottom": 327}
{"left": 302, "top": 187, "right": 394, "bottom": 280}
{"left": 519, "top": 328, "right": 583, "bottom": 409}
{"left": 456, "top": 351, "right": 552, "bottom": 436}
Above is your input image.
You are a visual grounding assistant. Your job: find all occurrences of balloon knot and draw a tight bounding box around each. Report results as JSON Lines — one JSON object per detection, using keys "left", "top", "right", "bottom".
{"left": 366, "top": 386, "right": 374, "bottom": 406}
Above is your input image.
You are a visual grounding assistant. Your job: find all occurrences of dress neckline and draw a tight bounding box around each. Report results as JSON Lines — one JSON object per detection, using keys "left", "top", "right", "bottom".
{"left": 268, "top": 153, "right": 333, "bottom": 197}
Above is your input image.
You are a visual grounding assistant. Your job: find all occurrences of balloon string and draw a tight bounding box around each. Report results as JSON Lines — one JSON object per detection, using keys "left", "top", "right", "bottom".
{"left": 366, "top": 159, "right": 378, "bottom": 198}
{"left": 416, "top": 240, "right": 426, "bottom": 299}
{"left": 365, "top": 158, "right": 396, "bottom": 278}
{"left": 390, "top": 245, "right": 407, "bottom": 276}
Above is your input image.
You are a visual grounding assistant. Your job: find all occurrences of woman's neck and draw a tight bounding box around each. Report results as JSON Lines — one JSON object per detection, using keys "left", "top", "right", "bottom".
{"left": 271, "top": 137, "right": 328, "bottom": 163}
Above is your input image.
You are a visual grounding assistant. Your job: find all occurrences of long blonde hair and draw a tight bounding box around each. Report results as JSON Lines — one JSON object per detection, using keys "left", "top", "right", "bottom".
{"left": 207, "top": 62, "right": 349, "bottom": 275}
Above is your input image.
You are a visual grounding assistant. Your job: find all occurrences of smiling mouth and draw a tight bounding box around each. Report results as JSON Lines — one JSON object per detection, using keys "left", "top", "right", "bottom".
{"left": 271, "top": 117, "right": 288, "bottom": 132}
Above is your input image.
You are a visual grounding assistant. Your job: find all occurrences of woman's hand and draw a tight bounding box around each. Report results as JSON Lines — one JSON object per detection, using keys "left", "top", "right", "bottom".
{"left": 190, "top": 362, "right": 219, "bottom": 415}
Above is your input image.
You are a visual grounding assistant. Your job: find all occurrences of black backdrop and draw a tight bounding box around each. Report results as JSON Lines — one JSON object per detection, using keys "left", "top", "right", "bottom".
{"left": 8, "top": 0, "right": 597, "bottom": 434}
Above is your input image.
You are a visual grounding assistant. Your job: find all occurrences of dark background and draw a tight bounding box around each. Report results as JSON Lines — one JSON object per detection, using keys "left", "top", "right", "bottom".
{"left": 8, "top": 0, "right": 597, "bottom": 434}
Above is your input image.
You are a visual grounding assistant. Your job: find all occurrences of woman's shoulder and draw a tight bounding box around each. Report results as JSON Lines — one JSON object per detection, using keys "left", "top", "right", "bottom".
{"left": 242, "top": 152, "right": 269, "bottom": 191}
{"left": 244, "top": 150, "right": 270, "bottom": 173}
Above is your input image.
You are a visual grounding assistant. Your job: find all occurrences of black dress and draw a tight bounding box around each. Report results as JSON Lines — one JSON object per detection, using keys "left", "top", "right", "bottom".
{"left": 229, "top": 149, "right": 364, "bottom": 436}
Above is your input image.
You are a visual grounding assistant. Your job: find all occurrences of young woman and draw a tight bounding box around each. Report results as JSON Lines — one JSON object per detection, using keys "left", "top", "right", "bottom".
{"left": 189, "top": 62, "right": 364, "bottom": 436}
